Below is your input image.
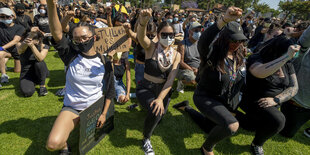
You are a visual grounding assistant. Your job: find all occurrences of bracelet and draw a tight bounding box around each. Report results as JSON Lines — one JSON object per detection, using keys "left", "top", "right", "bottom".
{"left": 221, "top": 16, "right": 228, "bottom": 24}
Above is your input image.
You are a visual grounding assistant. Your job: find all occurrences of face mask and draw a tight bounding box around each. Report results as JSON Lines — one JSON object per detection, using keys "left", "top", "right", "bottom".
{"left": 167, "top": 19, "right": 173, "bottom": 23}
{"left": 0, "top": 19, "right": 13, "bottom": 25}
{"left": 72, "top": 37, "right": 95, "bottom": 53}
{"left": 210, "top": 22, "right": 214, "bottom": 25}
{"left": 192, "top": 32, "right": 201, "bottom": 41}
{"left": 40, "top": 9, "right": 46, "bottom": 14}
{"left": 182, "top": 18, "right": 186, "bottom": 21}
{"left": 113, "top": 52, "right": 123, "bottom": 60}
{"left": 173, "top": 18, "right": 179, "bottom": 22}
{"left": 159, "top": 36, "right": 174, "bottom": 47}
{"left": 248, "top": 20, "right": 253, "bottom": 24}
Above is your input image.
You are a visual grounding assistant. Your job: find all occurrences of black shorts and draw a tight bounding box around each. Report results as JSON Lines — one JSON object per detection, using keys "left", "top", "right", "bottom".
{"left": 61, "top": 106, "right": 81, "bottom": 115}
{"left": 6, "top": 47, "right": 20, "bottom": 60}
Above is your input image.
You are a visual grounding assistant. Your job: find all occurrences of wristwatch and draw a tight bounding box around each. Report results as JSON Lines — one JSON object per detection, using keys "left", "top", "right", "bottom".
{"left": 273, "top": 97, "right": 281, "bottom": 105}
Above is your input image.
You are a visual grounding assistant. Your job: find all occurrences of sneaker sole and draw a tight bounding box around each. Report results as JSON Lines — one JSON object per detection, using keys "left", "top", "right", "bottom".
{"left": 304, "top": 130, "right": 310, "bottom": 138}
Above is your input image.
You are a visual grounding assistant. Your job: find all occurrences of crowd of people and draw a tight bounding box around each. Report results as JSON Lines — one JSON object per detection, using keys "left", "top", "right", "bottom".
{"left": 0, "top": 0, "right": 310, "bottom": 155}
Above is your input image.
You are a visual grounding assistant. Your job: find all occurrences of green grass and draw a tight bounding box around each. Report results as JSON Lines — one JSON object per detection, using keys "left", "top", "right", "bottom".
{"left": 0, "top": 51, "right": 310, "bottom": 155}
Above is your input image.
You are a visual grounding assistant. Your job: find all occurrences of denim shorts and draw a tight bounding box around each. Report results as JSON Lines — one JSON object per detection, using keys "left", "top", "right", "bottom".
{"left": 115, "top": 78, "right": 126, "bottom": 101}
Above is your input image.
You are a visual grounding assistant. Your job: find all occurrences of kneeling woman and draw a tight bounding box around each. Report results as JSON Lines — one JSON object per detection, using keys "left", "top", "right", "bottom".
{"left": 240, "top": 35, "right": 299, "bottom": 155}
{"left": 45, "top": 1, "right": 115, "bottom": 153}
{"left": 17, "top": 28, "right": 49, "bottom": 97}
{"left": 136, "top": 9, "right": 181, "bottom": 155}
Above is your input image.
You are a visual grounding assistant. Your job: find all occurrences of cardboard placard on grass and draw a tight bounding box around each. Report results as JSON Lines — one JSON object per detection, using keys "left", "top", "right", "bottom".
{"left": 94, "top": 26, "right": 130, "bottom": 54}
{"left": 79, "top": 96, "right": 114, "bottom": 155}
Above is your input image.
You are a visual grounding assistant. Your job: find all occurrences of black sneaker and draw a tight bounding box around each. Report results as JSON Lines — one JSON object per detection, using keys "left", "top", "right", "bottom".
{"left": 39, "top": 87, "right": 48, "bottom": 96}
{"left": 142, "top": 139, "right": 155, "bottom": 155}
{"left": 173, "top": 100, "right": 189, "bottom": 110}
{"left": 251, "top": 143, "right": 264, "bottom": 155}
{"left": 304, "top": 127, "right": 310, "bottom": 138}
{"left": 127, "top": 103, "right": 138, "bottom": 111}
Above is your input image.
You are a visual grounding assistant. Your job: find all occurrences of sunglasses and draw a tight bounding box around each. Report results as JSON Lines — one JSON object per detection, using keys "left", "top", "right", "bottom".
{"left": 72, "top": 36, "right": 93, "bottom": 45}
{"left": 0, "top": 15, "right": 11, "bottom": 19}
{"left": 192, "top": 28, "right": 202, "bottom": 33}
{"left": 160, "top": 32, "right": 175, "bottom": 39}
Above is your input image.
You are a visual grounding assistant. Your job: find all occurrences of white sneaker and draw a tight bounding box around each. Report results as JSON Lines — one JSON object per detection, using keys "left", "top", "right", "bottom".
{"left": 1, "top": 74, "right": 9, "bottom": 83}
{"left": 176, "top": 80, "right": 184, "bottom": 93}
{"left": 142, "top": 139, "right": 155, "bottom": 155}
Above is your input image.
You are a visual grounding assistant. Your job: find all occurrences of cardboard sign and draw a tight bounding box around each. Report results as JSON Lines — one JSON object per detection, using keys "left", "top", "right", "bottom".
{"left": 79, "top": 96, "right": 114, "bottom": 155}
{"left": 94, "top": 26, "right": 130, "bottom": 54}
{"left": 173, "top": 4, "right": 180, "bottom": 11}
{"left": 125, "top": 2, "right": 131, "bottom": 8}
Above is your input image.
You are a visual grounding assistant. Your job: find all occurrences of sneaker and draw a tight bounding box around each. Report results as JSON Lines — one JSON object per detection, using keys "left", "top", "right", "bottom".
{"left": 56, "top": 87, "right": 66, "bottom": 96}
{"left": 59, "top": 145, "right": 71, "bottom": 155}
{"left": 176, "top": 80, "right": 184, "bottom": 93}
{"left": 304, "top": 127, "right": 310, "bottom": 138}
{"left": 39, "top": 87, "right": 48, "bottom": 96}
{"left": 1, "top": 74, "right": 9, "bottom": 83}
{"left": 251, "top": 143, "right": 264, "bottom": 155}
{"left": 173, "top": 100, "right": 189, "bottom": 110}
{"left": 142, "top": 139, "right": 155, "bottom": 155}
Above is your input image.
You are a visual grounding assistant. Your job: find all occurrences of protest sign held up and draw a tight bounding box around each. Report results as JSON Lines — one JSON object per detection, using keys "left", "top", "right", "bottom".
{"left": 94, "top": 26, "right": 130, "bottom": 54}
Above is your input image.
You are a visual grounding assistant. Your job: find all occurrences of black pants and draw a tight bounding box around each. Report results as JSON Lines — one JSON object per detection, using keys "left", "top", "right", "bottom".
{"left": 240, "top": 103, "right": 286, "bottom": 146}
{"left": 280, "top": 101, "right": 310, "bottom": 138}
{"left": 193, "top": 89, "right": 238, "bottom": 152}
{"left": 20, "top": 61, "right": 49, "bottom": 97}
{"left": 136, "top": 79, "right": 171, "bottom": 139}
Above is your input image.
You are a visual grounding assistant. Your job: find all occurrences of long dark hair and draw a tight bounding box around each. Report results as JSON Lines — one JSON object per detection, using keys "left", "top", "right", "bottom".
{"left": 210, "top": 28, "right": 245, "bottom": 73}
{"left": 258, "top": 34, "right": 293, "bottom": 63}
{"left": 157, "top": 21, "right": 175, "bottom": 34}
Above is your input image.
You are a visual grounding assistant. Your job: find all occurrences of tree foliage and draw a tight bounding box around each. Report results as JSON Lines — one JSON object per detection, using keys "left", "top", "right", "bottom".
{"left": 279, "top": 0, "right": 310, "bottom": 20}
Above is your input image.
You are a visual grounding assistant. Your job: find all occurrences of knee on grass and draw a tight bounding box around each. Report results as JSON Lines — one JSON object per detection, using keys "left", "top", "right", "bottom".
{"left": 227, "top": 122, "right": 239, "bottom": 135}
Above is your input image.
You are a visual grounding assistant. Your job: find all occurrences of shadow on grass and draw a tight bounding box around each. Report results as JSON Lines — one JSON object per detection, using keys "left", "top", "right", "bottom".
{"left": 108, "top": 109, "right": 205, "bottom": 154}
{"left": 47, "top": 70, "right": 66, "bottom": 88}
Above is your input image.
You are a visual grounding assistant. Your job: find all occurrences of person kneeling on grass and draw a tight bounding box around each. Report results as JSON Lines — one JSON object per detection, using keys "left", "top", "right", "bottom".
{"left": 174, "top": 7, "right": 247, "bottom": 155}
{"left": 136, "top": 9, "right": 181, "bottom": 155}
{"left": 45, "top": 1, "right": 115, "bottom": 154}
{"left": 16, "top": 27, "right": 49, "bottom": 97}
{"left": 176, "top": 22, "right": 202, "bottom": 93}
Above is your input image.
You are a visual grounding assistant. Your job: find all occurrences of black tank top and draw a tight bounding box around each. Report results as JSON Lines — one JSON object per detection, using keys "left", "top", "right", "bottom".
{"left": 144, "top": 46, "right": 173, "bottom": 80}
{"left": 114, "top": 59, "right": 126, "bottom": 80}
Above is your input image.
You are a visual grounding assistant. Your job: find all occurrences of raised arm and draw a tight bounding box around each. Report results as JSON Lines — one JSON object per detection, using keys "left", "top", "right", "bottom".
{"left": 137, "top": 9, "right": 152, "bottom": 51}
{"left": 47, "top": 0, "right": 63, "bottom": 42}
{"left": 61, "top": 11, "right": 75, "bottom": 33}
{"left": 123, "top": 23, "right": 138, "bottom": 43}
{"left": 249, "top": 45, "right": 300, "bottom": 79}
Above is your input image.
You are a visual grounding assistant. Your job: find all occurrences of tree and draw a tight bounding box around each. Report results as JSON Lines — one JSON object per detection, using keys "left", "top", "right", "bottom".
{"left": 279, "top": 0, "right": 310, "bottom": 20}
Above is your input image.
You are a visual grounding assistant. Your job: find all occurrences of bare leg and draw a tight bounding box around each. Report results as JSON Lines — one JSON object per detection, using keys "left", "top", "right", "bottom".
{"left": 14, "top": 59, "right": 21, "bottom": 73}
{"left": 46, "top": 111, "right": 80, "bottom": 151}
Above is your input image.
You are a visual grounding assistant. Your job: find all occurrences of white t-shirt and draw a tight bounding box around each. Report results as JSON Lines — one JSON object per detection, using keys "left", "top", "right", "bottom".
{"left": 64, "top": 54, "right": 105, "bottom": 111}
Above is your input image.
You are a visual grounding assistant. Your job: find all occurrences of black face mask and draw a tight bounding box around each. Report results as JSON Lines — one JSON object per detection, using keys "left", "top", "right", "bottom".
{"left": 72, "top": 37, "right": 94, "bottom": 53}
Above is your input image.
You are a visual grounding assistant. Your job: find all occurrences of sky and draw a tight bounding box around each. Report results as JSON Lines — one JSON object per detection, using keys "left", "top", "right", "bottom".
{"left": 260, "top": 0, "right": 281, "bottom": 10}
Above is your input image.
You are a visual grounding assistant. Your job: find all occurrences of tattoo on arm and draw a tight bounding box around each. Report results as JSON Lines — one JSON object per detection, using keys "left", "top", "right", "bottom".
{"left": 265, "top": 55, "right": 289, "bottom": 69}
{"left": 276, "top": 74, "right": 298, "bottom": 103}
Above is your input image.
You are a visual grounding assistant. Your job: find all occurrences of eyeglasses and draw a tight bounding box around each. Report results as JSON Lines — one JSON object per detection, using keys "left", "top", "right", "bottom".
{"left": 0, "top": 15, "right": 12, "bottom": 19}
{"left": 160, "top": 32, "right": 175, "bottom": 39}
{"left": 72, "top": 36, "right": 93, "bottom": 45}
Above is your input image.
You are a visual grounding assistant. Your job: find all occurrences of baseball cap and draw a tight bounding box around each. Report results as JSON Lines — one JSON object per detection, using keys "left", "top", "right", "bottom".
{"left": 0, "top": 8, "right": 14, "bottom": 16}
{"left": 189, "top": 22, "right": 202, "bottom": 30}
{"left": 225, "top": 21, "right": 247, "bottom": 41}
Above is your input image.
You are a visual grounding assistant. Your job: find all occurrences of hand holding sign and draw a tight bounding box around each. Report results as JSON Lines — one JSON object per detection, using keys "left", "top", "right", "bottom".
{"left": 96, "top": 114, "right": 106, "bottom": 128}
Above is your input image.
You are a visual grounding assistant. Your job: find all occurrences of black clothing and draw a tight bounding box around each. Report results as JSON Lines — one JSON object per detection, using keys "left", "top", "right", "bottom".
{"left": 14, "top": 14, "right": 32, "bottom": 32}
{"left": 114, "top": 59, "right": 126, "bottom": 81}
{"left": 20, "top": 44, "right": 49, "bottom": 63}
{"left": 0, "top": 23, "right": 25, "bottom": 59}
{"left": 51, "top": 35, "right": 115, "bottom": 100}
{"left": 136, "top": 79, "right": 172, "bottom": 139}
{"left": 134, "top": 44, "right": 145, "bottom": 62}
{"left": 33, "top": 15, "right": 50, "bottom": 33}
{"left": 248, "top": 26, "right": 264, "bottom": 49}
{"left": 280, "top": 101, "right": 310, "bottom": 138}
{"left": 242, "top": 22, "right": 252, "bottom": 39}
{"left": 20, "top": 61, "right": 49, "bottom": 97}
{"left": 242, "top": 54, "right": 295, "bottom": 106}
{"left": 144, "top": 54, "right": 173, "bottom": 80}
{"left": 197, "top": 24, "right": 245, "bottom": 111}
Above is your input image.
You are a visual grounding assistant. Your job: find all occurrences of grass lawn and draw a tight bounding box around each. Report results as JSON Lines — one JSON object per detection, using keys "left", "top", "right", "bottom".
{"left": 0, "top": 51, "right": 309, "bottom": 155}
